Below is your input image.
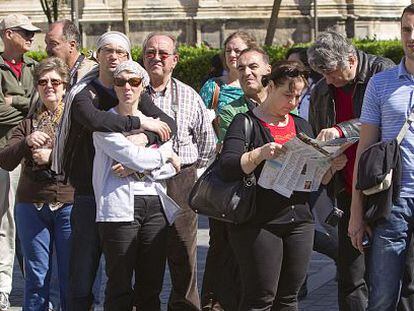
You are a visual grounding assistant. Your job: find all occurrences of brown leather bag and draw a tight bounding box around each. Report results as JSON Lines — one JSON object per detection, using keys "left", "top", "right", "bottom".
{"left": 211, "top": 80, "right": 221, "bottom": 137}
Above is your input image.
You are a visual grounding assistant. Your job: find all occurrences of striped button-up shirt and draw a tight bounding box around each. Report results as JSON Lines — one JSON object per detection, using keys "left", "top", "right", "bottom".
{"left": 147, "top": 78, "right": 216, "bottom": 168}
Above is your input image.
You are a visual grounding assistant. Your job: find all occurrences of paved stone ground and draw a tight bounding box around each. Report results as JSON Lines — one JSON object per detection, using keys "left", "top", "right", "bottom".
{"left": 9, "top": 216, "right": 338, "bottom": 310}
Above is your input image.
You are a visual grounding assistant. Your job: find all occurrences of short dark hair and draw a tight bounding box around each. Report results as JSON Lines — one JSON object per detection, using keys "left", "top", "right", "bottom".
{"left": 286, "top": 46, "right": 323, "bottom": 83}
{"left": 286, "top": 47, "right": 309, "bottom": 67}
{"left": 262, "top": 60, "right": 309, "bottom": 92}
{"left": 238, "top": 47, "right": 270, "bottom": 65}
{"left": 402, "top": 4, "right": 414, "bottom": 19}
{"left": 34, "top": 57, "right": 70, "bottom": 87}
{"left": 52, "top": 19, "right": 81, "bottom": 50}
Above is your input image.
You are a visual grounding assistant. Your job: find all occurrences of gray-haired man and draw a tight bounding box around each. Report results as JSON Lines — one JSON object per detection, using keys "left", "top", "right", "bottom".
{"left": 0, "top": 13, "right": 40, "bottom": 311}
{"left": 307, "top": 30, "right": 411, "bottom": 311}
{"left": 143, "top": 32, "right": 216, "bottom": 311}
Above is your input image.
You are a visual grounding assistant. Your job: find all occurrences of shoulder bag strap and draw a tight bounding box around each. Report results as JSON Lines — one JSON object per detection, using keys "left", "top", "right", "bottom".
{"left": 242, "top": 113, "right": 256, "bottom": 180}
{"left": 211, "top": 80, "right": 221, "bottom": 111}
{"left": 211, "top": 80, "right": 222, "bottom": 138}
{"left": 396, "top": 111, "right": 414, "bottom": 144}
{"left": 243, "top": 113, "right": 254, "bottom": 151}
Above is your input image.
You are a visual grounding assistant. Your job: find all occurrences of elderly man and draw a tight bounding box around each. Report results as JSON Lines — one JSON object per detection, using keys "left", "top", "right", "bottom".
{"left": 142, "top": 32, "right": 215, "bottom": 311}
{"left": 201, "top": 46, "right": 271, "bottom": 310}
{"left": 349, "top": 4, "right": 414, "bottom": 310}
{"left": 45, "top": 19, "right": 96, "bottom": 89}
{"left": 0, "top": 14, "right": 40, "bottom": 311}
{"left": 51, "top": 31, "right": 175, "bottom": 310}
{"left": 307, "top": 31, "right": 399, "bottom": 311}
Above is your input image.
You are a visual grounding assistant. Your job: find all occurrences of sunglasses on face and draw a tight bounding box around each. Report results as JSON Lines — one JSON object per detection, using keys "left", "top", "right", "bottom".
{"left": 11, "top": 28, "right": 35, "bottom": 39}
{"left": 144, "top": 50, "right": 174, "bottom": 60}
{"left": 114, "top": 77, "right": 143, "bottom": 87}
{"left": 37, "top": 78, "right": 64, "bottom": 87}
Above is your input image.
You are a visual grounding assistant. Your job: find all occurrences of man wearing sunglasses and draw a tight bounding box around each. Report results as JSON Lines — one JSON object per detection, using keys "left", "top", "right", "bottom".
{"left": 0, "top": 13, "right": 40, "bottom": 311}
{"left": 142, "top": 32, "right": 215, "bottom": 311}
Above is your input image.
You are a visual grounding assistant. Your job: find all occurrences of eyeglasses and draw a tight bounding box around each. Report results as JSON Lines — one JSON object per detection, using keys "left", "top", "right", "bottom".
{"left": 37, "top": 78, "right": 65, "bottom": 87}
{"left": 144, "top": 50, "right": 174, "bottom": 60}
{"left": 114, "top": 77, "right": 143, "bottom": 87}
{"left": 100, "top": 47, "right": 128, "bottom": 57}
{"left": 10, "top": 28, "right": 35, "bottom": 39}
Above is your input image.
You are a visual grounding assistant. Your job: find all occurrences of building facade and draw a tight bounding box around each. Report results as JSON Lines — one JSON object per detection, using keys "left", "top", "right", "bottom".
{"left": 0, "top": 0, "right": 411, "bottom": 48}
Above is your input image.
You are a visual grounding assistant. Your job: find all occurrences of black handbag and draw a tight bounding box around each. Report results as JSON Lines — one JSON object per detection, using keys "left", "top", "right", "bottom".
{"left": 189, "top": 113, "right": 256, "bottom": 224}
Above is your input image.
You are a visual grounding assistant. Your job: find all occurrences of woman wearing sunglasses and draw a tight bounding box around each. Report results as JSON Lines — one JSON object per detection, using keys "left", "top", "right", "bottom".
{"left": 0, "top": 57, "right": 73, "bottom": 310}
{"left": 92, "top": 60, "right": 180, "bottom": 310}
{"left": 219, "top": 61, "right": 347, "bottom": 310}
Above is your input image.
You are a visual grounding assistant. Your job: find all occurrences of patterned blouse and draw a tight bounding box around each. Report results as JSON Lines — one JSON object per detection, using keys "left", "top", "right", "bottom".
{"left": 199, "top": 77, "right": 244, "bottom": 115}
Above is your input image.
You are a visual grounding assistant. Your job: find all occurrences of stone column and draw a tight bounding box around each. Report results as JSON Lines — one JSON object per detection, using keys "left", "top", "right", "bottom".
{"left": 219, "top": 21, "right": 225, "bottom": 48}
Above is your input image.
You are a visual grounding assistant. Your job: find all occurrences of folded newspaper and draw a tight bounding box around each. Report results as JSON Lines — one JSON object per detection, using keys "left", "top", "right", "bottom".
{"left": 258, "top": 134, "right": 359, "bottom": 198}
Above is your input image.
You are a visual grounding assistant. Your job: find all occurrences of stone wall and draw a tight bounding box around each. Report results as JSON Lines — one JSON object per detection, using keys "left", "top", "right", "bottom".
{"left": 0, "top": 0, "right": 410, "bottom": 50}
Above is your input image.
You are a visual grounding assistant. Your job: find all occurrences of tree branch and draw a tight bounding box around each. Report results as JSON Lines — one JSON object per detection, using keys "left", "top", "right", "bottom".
{"left": 39, "top": 0, "right": 52, "bottom": 24}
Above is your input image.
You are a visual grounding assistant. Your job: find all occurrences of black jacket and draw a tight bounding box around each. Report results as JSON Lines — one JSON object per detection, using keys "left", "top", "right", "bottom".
{"left": 220, "top": 111, "right": 314, "bottom": 224}
{"left": 309, "top": 50, "right": 395, "bottom": 138}
{"left": 309, "top": 50, "right": 395, "bottom": 196}
{"left": 356, "top": 139, "right": 401, "bottom": 225}
{"left": 65, "top": 78, "right": 177, "bottom": 194}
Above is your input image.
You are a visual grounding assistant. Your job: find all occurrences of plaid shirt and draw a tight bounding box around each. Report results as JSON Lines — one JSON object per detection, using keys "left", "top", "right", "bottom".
{"left": 147, "top": 78, "right": 215, "bottom": 168}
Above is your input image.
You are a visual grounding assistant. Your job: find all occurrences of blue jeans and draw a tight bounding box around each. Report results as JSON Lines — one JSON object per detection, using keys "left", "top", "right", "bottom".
{"left": 51, "top": 247, "right": 106, "bottom": 310}
{"left": 368, "top": 197, "right": 414, "bottom": 311}
{"left": 15, "top": 203, "right": 72, "bottom": 311}
{"left": 67, "top": 194, "right": 101, "bottom": 311}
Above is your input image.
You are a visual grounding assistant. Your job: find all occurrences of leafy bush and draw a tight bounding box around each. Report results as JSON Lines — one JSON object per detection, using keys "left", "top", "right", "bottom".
{"left": 353, "top": 40, "right": 403, "bottom": 64}
{"left": 26, "top": 50, "right": 47, "bottom": 62}
{"left": 25, "top": 39, "right": 404, "bottom": 90}
{"left": 174, "top": 45, "right": 219, "bottom": 90}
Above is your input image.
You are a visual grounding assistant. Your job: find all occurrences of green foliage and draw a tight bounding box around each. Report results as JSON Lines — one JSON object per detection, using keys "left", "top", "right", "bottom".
{"left": 353, "top": 40, "right": 403, "bottom": 64}
{"left": 130, "top": 47, "right": 143, "bottom": 62}
{"left": 26, "top": 50, "right": 48, "bottom": 62}
{"left": 174, "top": 45, "right": 219, "bottom": 91}
{"left": 25, "top": 39, "right": 404, "bottom": 90}
{"left": 262, "top": 45, "right": 289, "bottom": 64}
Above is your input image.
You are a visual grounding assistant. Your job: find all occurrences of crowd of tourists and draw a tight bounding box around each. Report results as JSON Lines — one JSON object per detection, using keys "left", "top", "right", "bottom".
{"left": 1, "top": 3, "right": 414, "bottom": 311}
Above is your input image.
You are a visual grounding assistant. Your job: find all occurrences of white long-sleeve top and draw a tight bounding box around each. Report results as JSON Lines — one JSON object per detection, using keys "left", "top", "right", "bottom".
{"left": 93, "top": 131, "right": 179, "bottom": 223}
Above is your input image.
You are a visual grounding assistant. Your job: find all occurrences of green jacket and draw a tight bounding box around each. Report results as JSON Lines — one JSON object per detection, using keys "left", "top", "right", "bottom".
{"left": 219, "top": 96, "right": 254, "bottom": 143}
{"left": 0, "top": 54, "right": 37, "bottom": 149}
